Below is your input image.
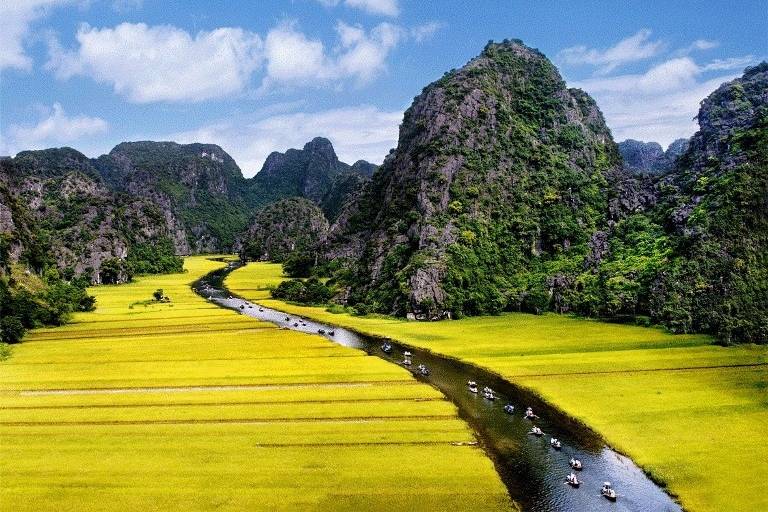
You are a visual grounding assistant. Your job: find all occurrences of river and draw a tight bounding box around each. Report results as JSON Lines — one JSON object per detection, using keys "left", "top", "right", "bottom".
{"left": 193, "top": 261, "right": 682, "bottom": 512}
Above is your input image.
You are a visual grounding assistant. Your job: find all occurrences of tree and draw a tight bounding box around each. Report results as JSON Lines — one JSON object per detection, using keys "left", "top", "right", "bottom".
{"left": 0, "top": 316, "right": 26, "bottom": 344}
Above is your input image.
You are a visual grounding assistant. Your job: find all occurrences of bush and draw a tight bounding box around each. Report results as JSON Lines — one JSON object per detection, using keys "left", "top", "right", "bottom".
{"left": 0, "top": 316, "right": 25, "bottom": 344}
{"left": 271, "top": 278, "right": 333, "bottom": 304}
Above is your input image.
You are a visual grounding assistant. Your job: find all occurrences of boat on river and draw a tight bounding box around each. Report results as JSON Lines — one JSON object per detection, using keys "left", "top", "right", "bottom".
{"left": 569, "top": 458, "right": 583, "bottom": 470}
{"left": 530, "top": 426, "right": 544, "bottom": 436}
{"left": 381, "top": 342, "right": 392, "bottom": 354}
{"left": 601, "top": 482, "right": 618, "bottom": 501}
{"left": 467, "top": 381, "right": 478, "bottom": 393}
{"left": 483, "top": 387, "right": 496, "bottom": 400}
{"left": 566, "top": 473, "right": 580, "bottom": 488}
{"left": 550, "top": 438, "right": 562, "bottom": 450}
{"left": 503, "top": 404, "right": 515, "bottom": 414}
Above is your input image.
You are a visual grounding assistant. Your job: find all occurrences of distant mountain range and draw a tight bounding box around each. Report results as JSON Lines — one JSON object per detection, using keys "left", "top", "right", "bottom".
{"left": 0, "top": 137, "right": 375, "bottom": 283}
{"left": 2, "top": 40, "right": 765, "bottom": 344}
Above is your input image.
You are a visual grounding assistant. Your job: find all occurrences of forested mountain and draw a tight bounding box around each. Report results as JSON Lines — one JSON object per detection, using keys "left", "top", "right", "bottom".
{"left": 0, "top": 138, "right": 375, "bottom": 283}
{"left": 2, "top": 39, "right": 764, "bottom": 344}
{"left": 316, "top": 41, "right": 766, "bottom": 343}
{"left": 249, "top": 137, "right": 377, "bottom": 220}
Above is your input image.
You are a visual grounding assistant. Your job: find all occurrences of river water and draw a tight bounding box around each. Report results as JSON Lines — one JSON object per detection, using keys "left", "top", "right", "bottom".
{"left": 194, "top": 262, "right": 682, "bottom": 512}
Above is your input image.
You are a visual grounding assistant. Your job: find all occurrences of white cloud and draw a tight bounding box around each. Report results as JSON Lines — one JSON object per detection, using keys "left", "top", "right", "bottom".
{"left": 6, "top": 103, "right": 108, "bottom": 152}
{"left": 170, "top": 105, "right": 403, "bottom": 176}
{"left": 0, "top": 0, "right": 76, "bottom": 71}
{"left": 47, "top": 22, "right": 263, "bottom": 103}
{"left": 701, "top": 55, "right": 755, "bottom": 71}
{"left": 316, "top": 0, "right": 400, "bottom": 17}
{"left": 571, "top": 57, "right": 747, "bottom": 146}
{"left": 410, "top": 21, "right": 442, "bottom": 42}
{"left": 558, "top": 29, "right": 664, "bottom": 74}
{"left": 260, "top": 21, "right": 402, "bottom": 89}
{"left": 676, "top": 39, "right": 719, "bottom": 55}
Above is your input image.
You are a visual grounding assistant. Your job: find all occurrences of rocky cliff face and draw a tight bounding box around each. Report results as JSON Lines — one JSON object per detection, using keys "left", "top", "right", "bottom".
{"left": 618, "top": 138, "right": 689, "bottom": 174}
{"left": 648, "top": 62, "right": 768, "bottom": 342}
{"left": 240, "top": 197, "right": 329, "bottom": 262}
{"left": 96, "top": 141, "right": 250, "bottom": 252}
{"left": 331, "top": 40, "right": 621, "bottom": 315}
{"left": 0, "top": 148, "right": 185, "bottom": 282}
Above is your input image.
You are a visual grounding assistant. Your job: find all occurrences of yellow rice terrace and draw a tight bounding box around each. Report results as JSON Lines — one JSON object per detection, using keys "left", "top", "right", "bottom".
{"left": 227, "top": 262, "right": 768, "bottom": 512}
{"left": 0, "top": 257, "right": 510, "bottom": 512}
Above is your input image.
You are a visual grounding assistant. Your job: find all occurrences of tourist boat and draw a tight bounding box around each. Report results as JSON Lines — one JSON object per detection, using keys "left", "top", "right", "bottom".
{"left": 524, "top": 407, "right": 538, "bottom": 420}
{"left": 569, "top": 458, "right": 583, "bottom": 470}
{"left": 381, "top": 343, "right": 392, "bottom": 354}
{"left": 601, "top": 482, "right": 617, "bottom": 501}
{"left": 285, "top": 317, "right": 290, "bottom": 321}
{"left": 503, "top": 404, "right": 514, "bottom": 414}
{"left": 318, "top": 329, "right": 326, "bottom": 334}
{"left": 402, "top": 351, "right": 412, "bottom": 366}
{"left": 550, "top": 438, "right": 562, "bottom": 450}
{"left": 565, "top": 473, "right": 580, "bottom": 488}
{"left": 529, "top": 426, "right": 544, "bottom": 436}
{"left": 482, "top": 387, "right": 496, "bottom": 400}
{"left": 417, "top": 364, "right": 430, "bottom": 376}
{"left": 239, "top": 305, "right": 244, "bottom": 309}
{"left": 293, "top": 322, "right": 299, "bottom": 327}
{"left": 467, "top": 381, "right": 478, "bottom": 393}
{"left": 328, "top": 330, "right": 335, "bottom": 336}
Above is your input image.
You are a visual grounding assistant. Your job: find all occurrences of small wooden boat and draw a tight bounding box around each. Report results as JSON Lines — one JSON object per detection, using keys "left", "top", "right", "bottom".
{"left": 503, "top": 404, "right": 515, "bottom": 414}
{"left": 565, "top": 473, "right": 580, "bottom": 488}
{"left": 293, "top": 322, "right": 299, "bottom": 327}
{"left": 569, "top": 458, "right": 583, "bottom": 470}
{"left": 239, "top": 305, "right": 244, "bottom": 309}
{"left": 328, "top": 330, "right": 335, "bottom": 336}
{"left": 483, "top": 387, "right": 496, "bottom": 400}
{"left": 318, "top": 329, "right": 326, "bottom": 334}
{"left": 417, "top": 364, "right": 430, "bottom": 376}
{"left": 601, "top": 483, "right": 617, "bottom": 501}
{"left": 550, "top": 438, "right": 562, "bottom": 450}
{"left": 285, "top": 317, "right": 290, "bottom": 321}
{"left": 529, "top": 426, "right": 544, "bottom": 436}
{"left": 467, "top": 381, "right": 478, "bottom": 393}
{"left": 381, "top": 343, "right": 392, "bottom": 354}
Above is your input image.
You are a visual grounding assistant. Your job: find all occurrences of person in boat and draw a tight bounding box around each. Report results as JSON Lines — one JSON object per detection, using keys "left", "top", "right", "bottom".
{"left": 504, "top": 404, "right": 514, "bottom": 414}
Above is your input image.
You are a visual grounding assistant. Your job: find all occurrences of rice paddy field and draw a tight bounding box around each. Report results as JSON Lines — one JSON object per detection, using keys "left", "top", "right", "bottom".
{"left": 0, "top": 256, "right": 511, "bottom": 512}
{"left": 228, "top": 262, "right": 768, "bottom": 512}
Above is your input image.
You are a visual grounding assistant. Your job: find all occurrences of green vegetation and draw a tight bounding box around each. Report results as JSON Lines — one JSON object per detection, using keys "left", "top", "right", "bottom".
{"left": 229, "top": 262, "right": 768, "bottom": 512}
{"left": 0, "top": 257, "right": 510, "bottom": 511}
{"left": 0, "top": 266, "right": 95, "bottom": 344}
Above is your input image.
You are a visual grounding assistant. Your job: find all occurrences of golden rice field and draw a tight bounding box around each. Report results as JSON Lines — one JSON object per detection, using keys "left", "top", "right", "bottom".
{"left": 0, "top": 256, "right": 511, "bottom": 512}
{"left": 228, "top": 262, "right": 768, "bottom": 512}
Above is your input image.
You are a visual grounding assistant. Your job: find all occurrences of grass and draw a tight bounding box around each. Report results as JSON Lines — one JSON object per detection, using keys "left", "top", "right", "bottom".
{"left": 0, "top": 256, "right": 511, "bottom": 512}
{"left": 228, "top": 262, "right": 768, "bottom": 512}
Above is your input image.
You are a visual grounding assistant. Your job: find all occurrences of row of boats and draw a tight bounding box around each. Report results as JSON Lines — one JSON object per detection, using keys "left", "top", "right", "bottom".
{"left": 246, "top": 307, "right": 620, "bottom": 504}
{"left": 467, "top": 380, "right": 618, "bottom": 501}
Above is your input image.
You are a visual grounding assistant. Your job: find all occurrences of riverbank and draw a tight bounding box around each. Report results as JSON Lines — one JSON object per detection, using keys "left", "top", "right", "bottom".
{"left": 0, "top": 256, "right": 511, "bottom": 511}
{"left": 226, "top": 262, "right": 768, "bottom": 512}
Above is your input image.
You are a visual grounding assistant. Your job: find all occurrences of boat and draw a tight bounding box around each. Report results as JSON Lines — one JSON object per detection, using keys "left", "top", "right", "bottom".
{"left": 318, "top": 329, "right": 326, "bottom": 334}
{"left": 550, "top": 438, "right": 562, "bottom": 450}
{"left": 402, "top": 351, "right": 412, "bottom": 366}
{"left": 285, "top": 317, "right": 290, "bottom": 321}
{"left": 569, "top": 458, "right": 583, "bottom": 470}
{"left": 529, "top": 426, "right": 544, "bottom": 436}
{"left": 601, "top": 482, "right": 617, "bottom": 501}
{"left": 258, "top": 307, "right": 263, "bottom": 312}
{"left": 328, "top": 330, "right": 335, "bottom": 336}
{"left": 417, "top": 364, "right": 430, "bottom": 376}
{"left": 467, "top": 381, "right": 478, "bottom": 393}
{"left": 293, "top": 322, "right": 299, "bottom": 327}
{"left": 239, "top": 305, "right": 244, "bottom": 309}
{"left": 381, "top": 343, "right": 392, "bottom": 354}
{"left": 482, "top": 387, "right": 496, "bottom": 400}
{"left": 503, "top": 404, "right": 515, "bottom": 414}
{"left": 565, "top": 473, "right": 580, "bottom": 488}
{"left": 524, "top": 407, "right": 538, "bottom": 420}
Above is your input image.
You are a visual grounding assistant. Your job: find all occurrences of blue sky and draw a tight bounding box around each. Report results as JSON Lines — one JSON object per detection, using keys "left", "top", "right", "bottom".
{"left": 1, "top": 0, "right": 766, "bottom": 176}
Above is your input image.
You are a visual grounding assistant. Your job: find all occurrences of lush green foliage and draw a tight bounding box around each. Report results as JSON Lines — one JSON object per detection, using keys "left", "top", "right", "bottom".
{"left": 271, "top": 277, "right": 334, "bottom": 304}
{"left": 0, "top": 269, "right": 95, "bottom": 344}
{"left": 126, "top": 239, "right": 184, "bottom": 275}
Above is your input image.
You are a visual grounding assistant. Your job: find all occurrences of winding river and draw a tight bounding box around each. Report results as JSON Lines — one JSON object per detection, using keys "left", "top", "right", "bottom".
{"left": 194, "top": 261, "right": 682, "bottom": 512}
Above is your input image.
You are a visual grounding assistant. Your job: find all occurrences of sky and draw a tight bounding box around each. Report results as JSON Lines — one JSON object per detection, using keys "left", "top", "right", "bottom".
{"left": 1, "top": 1, "right": 766, "bottom": 177}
